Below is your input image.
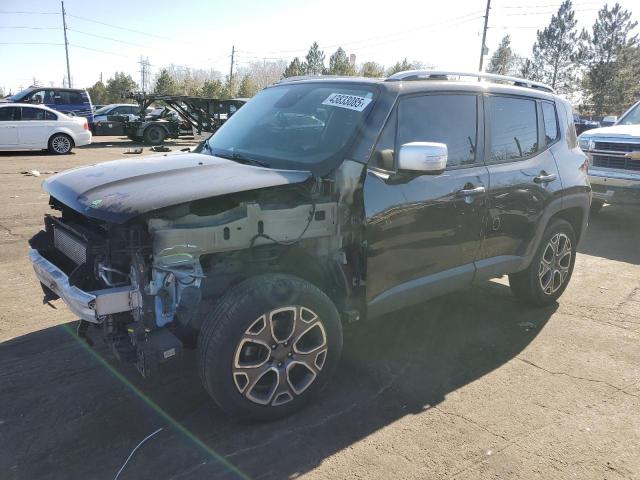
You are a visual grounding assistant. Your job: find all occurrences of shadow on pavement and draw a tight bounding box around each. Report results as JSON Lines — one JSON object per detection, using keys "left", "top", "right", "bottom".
{"left": 0, "top": 281, "right": 555, "bottom": 480}
{"left": 578, "top": 204, "right": 640, "bottom": 265}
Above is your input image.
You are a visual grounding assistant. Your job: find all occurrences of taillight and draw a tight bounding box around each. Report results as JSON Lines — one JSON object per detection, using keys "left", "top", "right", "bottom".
{"left": 83, "top": 120, "right": 89, "bottom": 131}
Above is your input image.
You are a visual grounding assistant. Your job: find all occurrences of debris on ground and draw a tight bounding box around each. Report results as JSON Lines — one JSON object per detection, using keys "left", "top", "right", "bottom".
{"left": 180, "top": 147, "right": 191, "bottom": 152}
{"left": 124, "top": 148, "right": 143, "bottom": 154}
{"left": 151, "top": 146, "right": 171, "bottom": 152}
{"left": 21, "top": 170, "right": 41, "bottom": 177}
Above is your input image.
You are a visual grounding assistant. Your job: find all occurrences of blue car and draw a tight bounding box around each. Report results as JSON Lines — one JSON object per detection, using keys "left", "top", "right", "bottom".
{"left": 6, "top": 87, "right": 94, "bottom": 122}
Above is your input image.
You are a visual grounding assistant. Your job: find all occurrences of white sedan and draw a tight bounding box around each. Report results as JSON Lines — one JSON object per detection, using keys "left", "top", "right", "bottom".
{"left": 0, "top": 103, "right": 92, "bottom": 154}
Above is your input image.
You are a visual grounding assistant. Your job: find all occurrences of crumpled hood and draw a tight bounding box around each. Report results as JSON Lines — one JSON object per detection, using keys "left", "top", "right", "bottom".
{"left": 580, "top": 124, "right": 640, "bottom": 139}
{"left": 43, "top": 152, "right": 312, "bottom": 223}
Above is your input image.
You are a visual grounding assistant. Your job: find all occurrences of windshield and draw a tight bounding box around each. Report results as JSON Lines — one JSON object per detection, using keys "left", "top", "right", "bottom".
{"left": 618, "top": 102, "right": 640, "bottom": 125}
{"left": 206, "top": 83, "right": 377, "bottom": 172}
{"left": 8, "top": 88, "right": 34, "bottom": 102}
{"left": 94, "top": 105, "right": 113, "bottom": 115}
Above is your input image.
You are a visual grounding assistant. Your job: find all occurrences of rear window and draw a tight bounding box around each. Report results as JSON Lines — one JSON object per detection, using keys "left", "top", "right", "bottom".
{"left": 488, "top": 96, "right": 539, "bottom": 163}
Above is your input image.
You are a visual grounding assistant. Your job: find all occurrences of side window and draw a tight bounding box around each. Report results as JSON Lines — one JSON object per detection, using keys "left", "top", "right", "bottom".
{"left": 488, "top": 96, "right": 538, "bottom": 163}
{"left": 0, "top": 107, "right": 18, "bottom": 121}
{"left": 29, "top": 90, "right": 45, "bottom": 104}
{"left": 42, "top": 90, "right": 56, "bottom": 104}
{"left": 370, "top": 109, "right": 397, "bottom": 171}
{"left": 541, "top": 101, "right": 559, "bottom": 145}
{"left": 68, "top": 91, "right": 83, "bottom": 104}
{"left": 21, "top": 107, "right": 46, "bottom": 120}
{"left": 397, "top": 94, "right": 478, "bottom": 168}
{"left": 45, "top": 111, "right": 58, "bottom": 120}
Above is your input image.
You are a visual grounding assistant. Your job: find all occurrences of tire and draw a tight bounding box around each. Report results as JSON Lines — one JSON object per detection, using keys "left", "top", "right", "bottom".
{"left": 143, "top": 125, "right": 166, "bottom": 145}
{"left": 197, "top": 274, "right": 343, "bottom": 421}
{"left": 590, "top": 199, "right": 605, "bottom": 215}
{"left": 509, "top": 219, "right": 577, "bottom": 306}
{"left": 48, "top": 133, "right": 74, "bottom": 154}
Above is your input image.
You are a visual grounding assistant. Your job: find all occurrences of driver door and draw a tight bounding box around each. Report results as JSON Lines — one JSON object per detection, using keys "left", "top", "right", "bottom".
{"left": 364, "top": 93, "right": 489, "bottom": 317}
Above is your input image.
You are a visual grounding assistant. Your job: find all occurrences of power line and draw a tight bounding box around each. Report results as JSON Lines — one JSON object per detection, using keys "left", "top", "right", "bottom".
{"left": 67, "top": 28, "right": 151, "bottom": 48}
{"left": 66, "top": 13, "right": 182, "bottom": 42}
{"left": 0, "top": 10, "right": 59, "bottom": 14}
{"left": 0, "top": 41, "right": 63, "bottom": 45}
{"left": 0, "top": 26, "right": 60, "bottom": 30}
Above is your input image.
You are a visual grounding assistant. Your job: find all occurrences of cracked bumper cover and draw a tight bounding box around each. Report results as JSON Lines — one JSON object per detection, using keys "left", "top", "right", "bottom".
{"left": 28, "top": 249, "right": 137, "bottom": 323}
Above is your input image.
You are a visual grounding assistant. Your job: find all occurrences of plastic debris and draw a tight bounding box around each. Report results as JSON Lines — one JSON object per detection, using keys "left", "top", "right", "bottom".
{"left": 124, "top": 148, "right": 143, "bottom": 154}
{"left": 151, "top": 146, "right": 171, "bottom": 152}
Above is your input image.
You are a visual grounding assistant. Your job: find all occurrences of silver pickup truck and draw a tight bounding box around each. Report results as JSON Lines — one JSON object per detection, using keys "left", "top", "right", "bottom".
{"left": 579, "top": 100, "right": 640, "bottom": 213}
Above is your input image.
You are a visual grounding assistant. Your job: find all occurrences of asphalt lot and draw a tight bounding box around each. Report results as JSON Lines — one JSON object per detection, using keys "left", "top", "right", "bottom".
{"left": 1, "top": 137, "right": 639, "bottom": 480}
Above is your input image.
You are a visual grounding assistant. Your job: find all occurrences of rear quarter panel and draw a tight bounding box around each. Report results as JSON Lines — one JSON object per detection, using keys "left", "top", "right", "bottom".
{"left": 554, "top": 98, "right": 591, "bottom": 241}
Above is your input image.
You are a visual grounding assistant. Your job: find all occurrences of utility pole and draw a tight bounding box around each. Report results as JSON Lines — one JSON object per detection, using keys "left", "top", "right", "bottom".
{"left": 478, "top": 0, "right": 491, "bottom": 72}
{"left": 229, "top": 45, "right": 235, "bottom": 83}
{"left": 61, "top": 1, "right": 72, "bottom": 87}
{"left": 138, "top": 56, "right": 150, "bottom": 92}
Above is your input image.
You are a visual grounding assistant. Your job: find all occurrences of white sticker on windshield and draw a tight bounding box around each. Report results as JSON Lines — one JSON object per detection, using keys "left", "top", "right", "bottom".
{"left": 322, "top": 93, "right": 372, "bottom": 112}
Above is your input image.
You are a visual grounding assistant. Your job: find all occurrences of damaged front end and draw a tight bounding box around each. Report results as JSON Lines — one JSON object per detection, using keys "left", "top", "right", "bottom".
{"left": 28, "top": 173, "right": 358, "bottom": 376}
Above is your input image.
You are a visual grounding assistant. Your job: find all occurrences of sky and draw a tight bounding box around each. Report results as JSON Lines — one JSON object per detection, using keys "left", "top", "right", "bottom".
{"left": 1, "top": 0, "right": 639, "bottom": 94}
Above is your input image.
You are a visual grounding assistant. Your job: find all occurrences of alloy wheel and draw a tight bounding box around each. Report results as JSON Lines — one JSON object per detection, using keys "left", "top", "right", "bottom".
{"left": 538, "top": 232, "right": 572, "bottom": 295}
{"left": 232, "top": 306, "right": 328, "bottom": 407}
{"left": 52, "top": 135, "right": 71, "bottom": 153}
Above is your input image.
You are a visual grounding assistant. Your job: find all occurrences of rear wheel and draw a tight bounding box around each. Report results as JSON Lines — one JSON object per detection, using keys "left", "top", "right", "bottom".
{"left": 509, "top": 219, "right": 577, "bottom": 306}
{"left": 48, "top": 133, "right": 73, "bottom": 154}
{"left": 590, "top": 199, "right": 605, "bottom": 215}
{"left": 197, "top": 274, "right": 343, "bottom": 421}
{"left": 143, "top": 125, "right": 166, "bottom": 145}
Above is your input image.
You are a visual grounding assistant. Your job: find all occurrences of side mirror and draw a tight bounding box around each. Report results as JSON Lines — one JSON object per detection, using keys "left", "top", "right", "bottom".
{"left": 602, "top": 115, "right": 618, "bottom": 125}
{"left": 397, "top": 142, "right": 447, "bottom": 174}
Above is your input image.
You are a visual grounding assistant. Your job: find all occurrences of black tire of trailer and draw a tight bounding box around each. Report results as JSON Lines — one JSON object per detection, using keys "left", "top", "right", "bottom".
{"left": 143, "top": 125, "right": 167, "bottom": 145}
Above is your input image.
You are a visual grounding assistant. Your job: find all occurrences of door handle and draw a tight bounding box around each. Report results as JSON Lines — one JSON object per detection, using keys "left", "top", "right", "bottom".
{"left": 534, "top": 172, "right": 557, "bottom": 184}
{"left": 457, "top": 186, "right": 486, "bottom": 196}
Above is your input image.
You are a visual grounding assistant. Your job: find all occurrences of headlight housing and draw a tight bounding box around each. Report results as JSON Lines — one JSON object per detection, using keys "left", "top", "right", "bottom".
{"left": 578, "top": 136, "right": 593, "bottom": 151}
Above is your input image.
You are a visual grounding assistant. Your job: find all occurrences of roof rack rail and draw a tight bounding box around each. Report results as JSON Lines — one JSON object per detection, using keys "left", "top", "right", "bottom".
{"left": 385, "top": 70, "right": 554, "bottom": 93}
{"left": 275, "top": 74, "right": 341, "bottom": 84}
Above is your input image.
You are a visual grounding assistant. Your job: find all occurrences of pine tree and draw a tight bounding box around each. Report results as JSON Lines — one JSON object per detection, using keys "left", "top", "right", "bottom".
{"left": 305, "top": 42, "right": 325, "bottom": 75}
{"left": 87, "top": 81, "right": 108, "bottom": 105}
{"left": 283, "top": 57, "right": 305, "bottom": 77}
{"left": 487, "top": 35, "right": 515, "bottom": 75}
{"left": 532, "top": 0, "right": 581, "bottom": 93}
{"left": 581, "top": 3, "right": 638, "bottom": 114}
{"left": 200, "top": 79, "right": 224, "bottom": 98}
{"left": 105, "top": 72, "right": 137, "bottom": 103}
{"left": 360, "top": 61, "right": 385, "bottom": 78}
{"left": 327, "top": 47, "right": 355, "bottom": 75}
{"left": 237, "top": 75, "right": 258, "bottom": 98}
{"left": 154, "top": 69, "right": 176, "bottom": 94}
{"left": 386, "top": 58, "right": 414, "bottom": 76}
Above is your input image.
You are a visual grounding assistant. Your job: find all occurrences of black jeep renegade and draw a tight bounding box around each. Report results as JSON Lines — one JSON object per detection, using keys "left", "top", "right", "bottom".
{"left": 28, "top": 71, "right": 591, "bottom": 420}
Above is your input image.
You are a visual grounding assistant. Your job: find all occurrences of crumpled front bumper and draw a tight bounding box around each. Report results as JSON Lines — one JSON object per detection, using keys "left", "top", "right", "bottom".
{"left": 29, "top": 249, "right": 137, "bottom": 323}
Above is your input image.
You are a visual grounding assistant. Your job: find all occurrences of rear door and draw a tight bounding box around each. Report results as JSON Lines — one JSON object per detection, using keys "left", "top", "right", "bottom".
{"left": 0, "top": 107, "right": 20, "bottom": 146}
{"left": 365, "top": 93, "right": 489, "bottom": 315}
{"left": 475, "top": 94, "right": 563, "bottom": 278}
{"left": 18, "top": 107, "right": 55, "bottom": 147}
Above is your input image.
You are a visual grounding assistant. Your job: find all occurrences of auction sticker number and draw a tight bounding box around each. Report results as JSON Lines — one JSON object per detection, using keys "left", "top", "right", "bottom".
{"left": 322, "top": 93, "right": 372, "bottom": 112}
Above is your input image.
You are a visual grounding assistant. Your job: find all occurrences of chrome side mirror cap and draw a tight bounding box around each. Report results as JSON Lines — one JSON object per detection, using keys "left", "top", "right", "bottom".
{"left": 397, "top": 142, "right": 448, "bottom": 174}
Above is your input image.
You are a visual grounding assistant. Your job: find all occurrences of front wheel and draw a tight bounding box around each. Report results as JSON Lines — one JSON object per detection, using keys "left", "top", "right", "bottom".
{"left": 48, "top": 133, "right": 73, "bottom": 154}
{"left": 197, "top": 274, "right": 343, "bottom": 421}
{"left": 509, "top": 219, "right": 577, "bottom": 306}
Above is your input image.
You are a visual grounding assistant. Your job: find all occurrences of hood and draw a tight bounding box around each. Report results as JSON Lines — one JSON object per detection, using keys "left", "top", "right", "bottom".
{"left": 43, "top": 152, "right": 312, "bottom": 223}
{"left": 580, "top": 124, "right": 640, "bottom": 139}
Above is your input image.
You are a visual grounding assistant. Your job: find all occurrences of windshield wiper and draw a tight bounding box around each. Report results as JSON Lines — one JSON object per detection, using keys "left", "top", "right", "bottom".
{"left": 213, "top": 150, "right": 270, "bottom": 168}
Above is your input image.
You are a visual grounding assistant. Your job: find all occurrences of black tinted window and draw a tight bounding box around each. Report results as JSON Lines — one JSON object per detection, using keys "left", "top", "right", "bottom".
{"left": 488, "top": 96, "right": 538, "bottom": 162}
{"left": 45, "top": 111, "right": 57, "bottom": 120}
{"left": 0, "top": 107, "right": 18, "bottom": 121}
{"left": 397, "top": 95, "right": 477, "bottom": 167}
{"left": 21, "top": 107, "right": 46, "bottom": 120}
{"left": 54, "top": 90, "right": 84, "bottom": 104}
{"left": 541, "top": 101, "right": 558, "bottom": 145}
